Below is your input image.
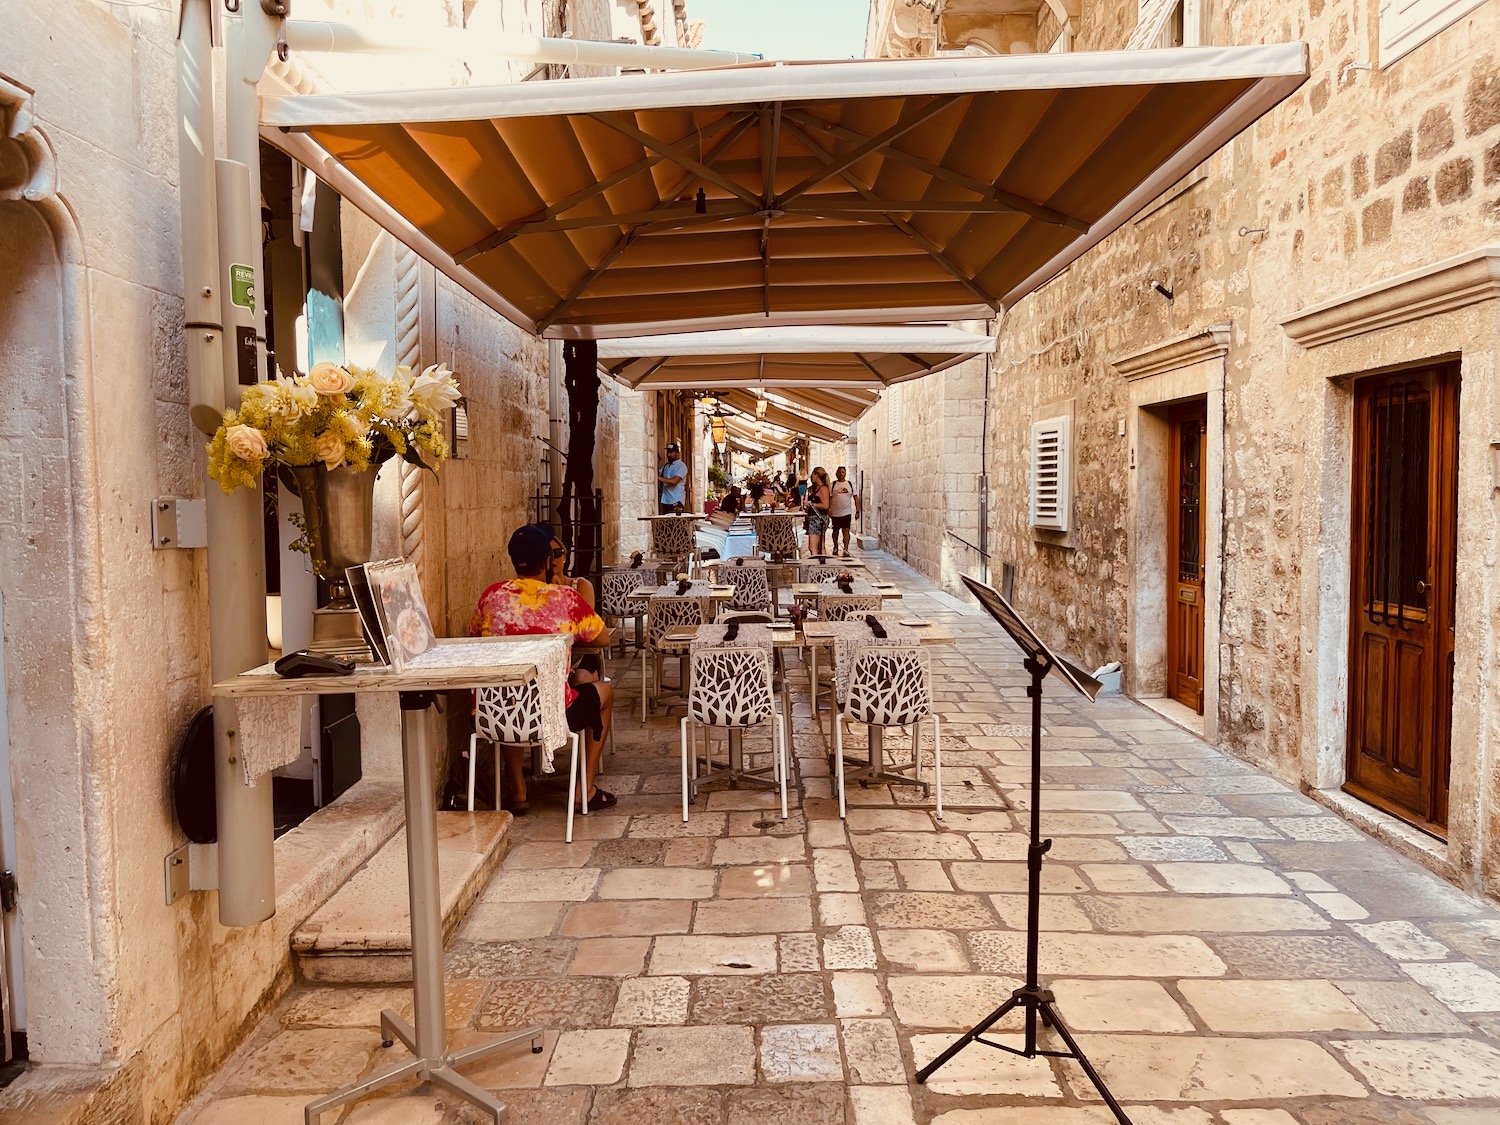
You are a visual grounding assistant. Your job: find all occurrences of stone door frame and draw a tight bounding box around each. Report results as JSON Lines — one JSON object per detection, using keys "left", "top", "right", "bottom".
{"left": 1283, "top": 246, "right": 1500, "bottom": 888}
{"left": 1114, "top": 323, "right": 1230, "bottom": 741}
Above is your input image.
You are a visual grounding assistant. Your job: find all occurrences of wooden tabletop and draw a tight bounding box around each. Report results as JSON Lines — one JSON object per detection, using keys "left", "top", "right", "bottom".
{"left": 666, "top": 623, "right": 804, "bottom": 649}
{"left": 637, "top": 513, "right": 704, "bottom": 520}
{"left": 211, "top": 635, "right": 576, "bottom": 696}
{"left": 791, "top": 582, "right": 901, "bottom": 599}
{"left": 631, "top": 585, "right": 737, "bottom": 601}
{"left": 802, "top": 620, "right": 955, "bottom": 647}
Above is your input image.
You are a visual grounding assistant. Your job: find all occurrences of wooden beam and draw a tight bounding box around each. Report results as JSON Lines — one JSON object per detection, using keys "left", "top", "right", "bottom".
{"left": 591, "top": 112, "right": 765, "bottom": 209}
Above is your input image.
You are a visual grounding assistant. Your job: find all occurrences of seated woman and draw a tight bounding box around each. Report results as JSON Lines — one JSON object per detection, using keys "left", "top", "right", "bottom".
{"left": 546, "top": 535, "right": 595, "bottom": 609}
{"left": 469, "top": 523, "right": 615, "bottom": 815}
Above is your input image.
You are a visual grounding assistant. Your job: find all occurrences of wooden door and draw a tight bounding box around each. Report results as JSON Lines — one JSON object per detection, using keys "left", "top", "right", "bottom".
{"left": 1346, "top": 365, "right": 1458, "bottom": 835}
{"left": 1167, "top": 402, "right": 1207, "bottom": 714}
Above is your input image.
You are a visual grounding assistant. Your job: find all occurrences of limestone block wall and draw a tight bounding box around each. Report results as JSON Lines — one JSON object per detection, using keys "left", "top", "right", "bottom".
{"left": 614, "top": 383, "right": 655, "bottom": 557}
{"left": 853, "top": 357, "right": 987, "bottom": 599}
{"left": 0, "top": 2, "right": 278, "bottom": 1113}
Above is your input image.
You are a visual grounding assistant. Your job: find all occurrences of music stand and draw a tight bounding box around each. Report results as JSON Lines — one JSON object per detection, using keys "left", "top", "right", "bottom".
{"left": 916, "top": 576, "right": 1132, "bottom": 1124}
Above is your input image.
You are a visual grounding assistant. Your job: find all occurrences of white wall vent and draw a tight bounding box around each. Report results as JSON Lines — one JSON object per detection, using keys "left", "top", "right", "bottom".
{"left": 1029, "top": 415, "right": 1071, "bottom": 531}
{"left": 888, "top": 383, "right": 903, "bottom": 445}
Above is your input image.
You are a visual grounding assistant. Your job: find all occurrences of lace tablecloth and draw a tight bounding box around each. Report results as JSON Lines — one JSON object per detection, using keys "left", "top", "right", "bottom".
{"left": 830, "top": 616, "right": 919, "bottom": 703}
{"left": 689, "top": 623, "right": 775, "bottom": 656}
{"left": 651, "top": 580, "right": 719, "bottom": 601}
{"left": 234, "top": 637, "right": 567, "bottom": 784}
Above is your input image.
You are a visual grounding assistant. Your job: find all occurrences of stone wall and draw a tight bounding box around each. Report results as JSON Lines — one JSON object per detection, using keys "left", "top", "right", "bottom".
{"left": 853, "top": 356, "right": 988, "bottom": 600}
{"left": 0, "top": 1, "right": 640, "bottom": 1121}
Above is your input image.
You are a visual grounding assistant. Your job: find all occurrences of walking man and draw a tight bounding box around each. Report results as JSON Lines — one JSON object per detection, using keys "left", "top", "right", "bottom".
{"left": 829, "top": 465, "right": 860, "bottom": 558}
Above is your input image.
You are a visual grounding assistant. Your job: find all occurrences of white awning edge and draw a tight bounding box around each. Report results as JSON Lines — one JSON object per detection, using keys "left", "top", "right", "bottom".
{"left": 261, "top": 44, "right": 1309, "bottom": 128}
{"left": 597, "top": 326, "right": 996, "bottom": 358}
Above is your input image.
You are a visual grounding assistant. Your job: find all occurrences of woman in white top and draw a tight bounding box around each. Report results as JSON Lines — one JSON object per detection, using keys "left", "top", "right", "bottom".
{"left": 828, "top": 466, "right": 860, "bottom": 558}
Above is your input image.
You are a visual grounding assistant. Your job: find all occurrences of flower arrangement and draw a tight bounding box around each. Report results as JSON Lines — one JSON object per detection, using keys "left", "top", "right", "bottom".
{"left": 206, "top": 361, "right": 462, "bottom": 493}
{"left": 745, "top": 470, "right": 771, "bottom": 501}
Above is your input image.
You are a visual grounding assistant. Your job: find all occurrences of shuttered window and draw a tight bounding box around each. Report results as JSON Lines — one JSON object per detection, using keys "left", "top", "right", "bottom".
{"left": 1379, "top": 0, "right": 1485, "bottom": 65}
{"left": 1030, "top": 415, "right": 1071, "bottom": 531}
{"left": 888, "top": 384, "right": 903, "bottom": 445}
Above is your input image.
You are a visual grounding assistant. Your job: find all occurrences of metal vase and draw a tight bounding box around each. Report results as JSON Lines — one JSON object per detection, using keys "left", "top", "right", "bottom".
{"left": 289, "top": 464, "right": 376, "bottom": 608}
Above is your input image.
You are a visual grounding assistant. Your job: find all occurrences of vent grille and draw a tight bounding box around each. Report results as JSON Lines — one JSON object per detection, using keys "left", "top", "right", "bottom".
{"left": 1029, "top": 415, "right": 1071, "bottom": 531}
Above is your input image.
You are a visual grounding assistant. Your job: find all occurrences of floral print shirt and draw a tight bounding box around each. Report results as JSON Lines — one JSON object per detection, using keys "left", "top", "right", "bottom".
{"left": 469, "top": 578, "right": 605, "bottom": 707}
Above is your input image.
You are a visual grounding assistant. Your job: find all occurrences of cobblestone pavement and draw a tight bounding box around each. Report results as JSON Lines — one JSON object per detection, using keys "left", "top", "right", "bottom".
{"left": 182, "top": 553, "right": 1500, "bottom": 1124}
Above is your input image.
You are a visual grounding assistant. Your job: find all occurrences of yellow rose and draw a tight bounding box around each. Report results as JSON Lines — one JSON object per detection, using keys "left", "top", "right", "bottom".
{"left": 314, "top": 432, "right": 346, "bottom": 468}
{"left": 308, "top": 362, "right": 355, "bottom": 396}
{"left": 225, "top": 423, "right": 268, "bottom": 462}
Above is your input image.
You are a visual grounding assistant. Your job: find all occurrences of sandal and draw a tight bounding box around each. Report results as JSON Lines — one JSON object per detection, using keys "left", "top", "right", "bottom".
{"left": 578, "top": 788, "right": 617, "bottom": 812}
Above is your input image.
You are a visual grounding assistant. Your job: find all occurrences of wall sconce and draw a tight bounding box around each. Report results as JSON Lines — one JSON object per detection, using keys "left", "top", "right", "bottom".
{"left": 450, "top": 396, "right": 469, "bottom": 460}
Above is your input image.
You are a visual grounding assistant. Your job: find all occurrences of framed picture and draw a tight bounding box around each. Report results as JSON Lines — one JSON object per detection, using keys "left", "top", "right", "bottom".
{"left": 364, "top": 558, "right": 436, "bottom": 671}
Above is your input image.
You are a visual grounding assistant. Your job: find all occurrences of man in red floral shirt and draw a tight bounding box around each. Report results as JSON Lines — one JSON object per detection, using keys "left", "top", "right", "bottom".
{"left": 469, "top": 523, "right": 615, "bottom": 814}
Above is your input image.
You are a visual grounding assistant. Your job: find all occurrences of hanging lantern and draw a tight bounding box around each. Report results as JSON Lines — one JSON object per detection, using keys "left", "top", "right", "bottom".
{"left": 755, "top": 394, "right": 768, "bottom": 420}
{"left": 710, "top": 413, "right": 727, "bottom": 448}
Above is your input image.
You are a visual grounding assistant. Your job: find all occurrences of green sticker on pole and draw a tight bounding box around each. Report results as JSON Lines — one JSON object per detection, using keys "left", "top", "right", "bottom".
{"left": 229, "top": 263, "right": 255, "bottom": 314}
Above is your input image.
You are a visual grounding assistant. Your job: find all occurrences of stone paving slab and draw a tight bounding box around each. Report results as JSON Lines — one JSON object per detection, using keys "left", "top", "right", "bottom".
{"left": 177, "top": 551, "right": 1500, "bottom": 1125}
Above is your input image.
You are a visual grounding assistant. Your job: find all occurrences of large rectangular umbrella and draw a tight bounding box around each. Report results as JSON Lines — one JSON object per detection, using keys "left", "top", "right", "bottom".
{"left": 262, "top": 45, "right": 1306, "bottom": 338}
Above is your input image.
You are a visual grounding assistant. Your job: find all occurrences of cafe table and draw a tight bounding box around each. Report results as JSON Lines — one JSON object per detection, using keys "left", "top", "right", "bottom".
{"left": 214, "top": 637, "right": 555, "bottom": 1124}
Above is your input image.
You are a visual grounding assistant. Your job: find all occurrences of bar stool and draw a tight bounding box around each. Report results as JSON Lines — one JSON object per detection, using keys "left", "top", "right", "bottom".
{"left": 833, "top": 645, "right": 943, "bottom": 820}
{"left": 469, "top": 681, "right": 588, "bottom": 843}
{"left": 680, "top": 644, "right": 788, "bottom": 822}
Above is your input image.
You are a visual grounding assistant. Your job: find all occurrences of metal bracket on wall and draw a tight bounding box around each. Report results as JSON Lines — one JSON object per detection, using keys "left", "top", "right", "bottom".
{"left": 164, "top": 842, "right": 219, "bottom": 905}
{"left": 151, "top": 497, "right": 209, "bottom": 549}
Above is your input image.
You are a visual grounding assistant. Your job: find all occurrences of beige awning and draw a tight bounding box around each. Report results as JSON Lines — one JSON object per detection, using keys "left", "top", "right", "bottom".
{"left": 596, "top": 325, "right": 992, "bottom": 390}
{"left": 260, "top": 45, "right": 1307, "bottom": 339}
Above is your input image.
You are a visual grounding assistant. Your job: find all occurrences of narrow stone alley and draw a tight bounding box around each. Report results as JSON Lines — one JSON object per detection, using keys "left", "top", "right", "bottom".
{"left": 180, "top": 553, "right": 1500, "bottom": 1125}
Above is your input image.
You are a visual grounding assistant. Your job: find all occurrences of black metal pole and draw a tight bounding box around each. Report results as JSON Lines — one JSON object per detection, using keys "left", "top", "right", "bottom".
{"left": 1022, "top": 654, "right": 1047, "bottom": 1056}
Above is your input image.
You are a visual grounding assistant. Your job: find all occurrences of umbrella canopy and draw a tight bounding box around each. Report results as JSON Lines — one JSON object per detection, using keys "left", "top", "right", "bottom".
{"left": 261, "top": 45, "right": 1307, "bottom": 339}
{"left": 596, "top": 325, "right": 993, "bottom": 390}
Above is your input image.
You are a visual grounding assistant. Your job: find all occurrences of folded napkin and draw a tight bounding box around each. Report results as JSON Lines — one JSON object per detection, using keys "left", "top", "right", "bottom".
{"left": 865, "top": 615, "right": 888, "bottom": 638}
{"left": 675, "top": 578, "right": 693, "bottom": 596}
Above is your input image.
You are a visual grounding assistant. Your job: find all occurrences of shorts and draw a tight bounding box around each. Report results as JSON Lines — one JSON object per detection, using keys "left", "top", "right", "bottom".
{"left": 565, "top": 681, "right": 605, "bottom": 740}
{"left": 831, "top": 514, "right": 852, "bottom": 532}
{"left": 804, "top": 511, "right": 830, "bottom": 536}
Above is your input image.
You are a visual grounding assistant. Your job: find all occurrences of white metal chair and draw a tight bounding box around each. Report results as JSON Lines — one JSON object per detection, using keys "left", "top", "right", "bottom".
{"left": 802, "top": 563, "right": 847, "bottom": 583}
{"left": 834, "top": 645, "right": 943, "bottom": 820}
{"left": 651, "top": 516, "right": 698, "bottom": 568}
{"left": 714, "top": 558, "right": 772, "bottom": 613}
{"left": 642, "top": 593, "right": 711, "bottom": 720}
{"left": 680, "top": 644, "right": 788, "bottom": 822}
{"left": 600, "top": 567, "right": 651, "bottom": 656}
{"left": 820, "top": 593, "right": 882, "bottom": 622}
{"left": 753, "top": 513, "right": 801, "bottom": 562}
{"left": 469, "top": 680, "right": 588, "bottom": 843}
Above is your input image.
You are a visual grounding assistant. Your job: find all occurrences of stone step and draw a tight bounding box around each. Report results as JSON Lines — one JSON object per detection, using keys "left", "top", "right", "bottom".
{"left": 291, "top": 811, "right": 511, "bottom": 984}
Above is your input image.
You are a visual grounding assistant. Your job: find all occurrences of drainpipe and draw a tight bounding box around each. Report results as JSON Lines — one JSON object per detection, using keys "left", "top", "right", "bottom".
{"left": 978, "top": 316, "right": 994, "bottom": 586}
{"left": 548, "top": 339, "right": 565, "bottom": 507}
{"left": 178, "top": 0, "right": 274, "bottom": 926}
{"left": 281, "top": 20, "right": 760, "bottom": 68}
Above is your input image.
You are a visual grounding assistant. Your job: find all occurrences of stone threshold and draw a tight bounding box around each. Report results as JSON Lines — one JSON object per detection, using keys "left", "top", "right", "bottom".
{"left": 1133, "top": 694, "right": 1206, "bottom": 738}
{"left": 1309, "top": 785, "right": 1467, "bottom": 891}
{"left": 292, "top": 810, "right": 511, "bottom": 984}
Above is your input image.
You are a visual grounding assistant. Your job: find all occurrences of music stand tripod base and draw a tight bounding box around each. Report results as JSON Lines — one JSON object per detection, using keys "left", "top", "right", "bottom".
{"left": 916, "top": 578, "right": 1132, "bottom": 1125}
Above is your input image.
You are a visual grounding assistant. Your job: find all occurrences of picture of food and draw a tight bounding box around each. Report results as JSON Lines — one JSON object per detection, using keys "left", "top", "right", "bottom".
{"left": 367, "top": 559, "right": 436, "bottom": 669}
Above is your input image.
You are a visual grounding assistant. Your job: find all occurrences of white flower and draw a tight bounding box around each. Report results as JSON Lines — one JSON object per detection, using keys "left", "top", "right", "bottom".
{"left": 225, "top": 423, "right": 268, "bottom": 462}
{"left": 265, "top": 376, "right": 315, "bottom": 420}
{"left": 408, "top": 364, "right": 462, "bottom": 420}
{"left": 308, "top": 362, "right": 355, "bottom": 396}
{"left": 314, "top": 432, "right": 346, "bottom": 468}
